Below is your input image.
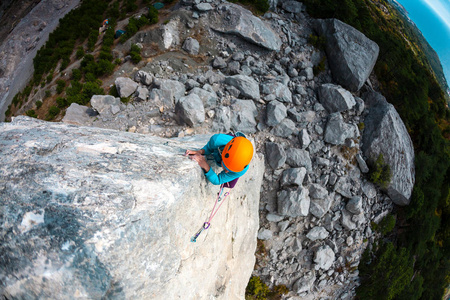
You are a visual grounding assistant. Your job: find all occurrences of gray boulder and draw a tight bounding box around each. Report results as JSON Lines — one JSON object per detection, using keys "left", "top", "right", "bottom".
{"left": 282, "top": 1, "right": 305, "bottom": 13}
{"left": 324, "top": 113, "right": 359, "bottom": 145}
{"left": 356, "top": 153, "right": 369, "bottom": 173}
{"left": 210, "top": 3, "right": 282, "bottom": 51}
{"left": 257, "top": 229, "right": 273, "bottom": 240}
{"left": 195, "top": 3, "right": 213, "bottom": 11}
{"left": 280, "top": 167, "right": 307, "bottom": 187}
{"left": 0, "top": 117, "right": 265, "bottom": 300}
{"left": 314, "top": 19, "right": 379, "bottom": 91}
{"left": 346, "top": 196, "right": 363, "bottom": 215}
{"left": 185, "top": 79, "right": 200, "bottom": 90}
{"left": 265, "top": 142, "right": 286, "bottom": 169}
{"left": 175, "top": 94, "right": 205, "bottom": 127}
{"left": 277, "top": 187, "right": 310, "bottom": 217}
{"left": 309, "top": 183, "right": 328, "bottom": 199}
{"left": 90, "top": 95, "right": 121, "bottom": 115}
{"left": 225, "top": 75, "right": 260, "bottom": 100}
{"left": 230, "top": 99, "right": 258, "bottom": 133}
{"left": 149, "top": 88, "right": 174, "bottom": 109}
{"left": 314, "top": 245, "right": 335, "bottom": 270}
{"left": 271, "top": 119, "right": 296, "bottom": 138}
{"left": 62, "top": 103, "right": 96, "bottom": 126}
{"left": 286, "top": 148, "right": 312, "bottom": 171}
{"left": 306, "top": 226, "right": 329, "bottom": 241}
{"left": 213, "top": 57, "right": 228, "bottom": 69}
{"left": 136, "top": 86, "right": 149, "bottom": 101}
{"left": 318, "top": 83, "right": 356, "bottom": 113}
{"left": 153, "top": 79, "right": 186, "bottom": 107}
{"left": 189, "top": 87, "right": 218, "bottom": 109}
{"left": 298, "top": 129, "right": 311, "bottom": 149}
{"left": 115, "top": 77, "right": 138, "bottom": 98}
{"left": 293, "top": 271, "right": 316, "bottom": 294}
{"left": 310, "top": 193, "right": 334, "bottom": 219}
{"left": 334, "top": 176, "right": 353, "bottom": 198}
{"left": 361, "top": 91, "right": 415, "bottom": 205}
{"left": 182, "top": 37, "right": 200, "bottom": 55}
{"left": 134, "top": 70, "right": 153, "bottom": 86}
{"left": 212, "top": 106, "right": 231, "bottom": 132}
{"left": 266, "top": 100, "right": 287, "bottom": 127}
{"left": 261, "top": 81, "right": 292, "bottom": 103}
{"left": 341, "top": 209, "right": 357, "bottom": 230}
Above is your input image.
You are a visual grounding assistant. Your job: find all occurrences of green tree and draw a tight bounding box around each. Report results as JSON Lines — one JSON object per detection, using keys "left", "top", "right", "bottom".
{"left": 357, "top": 242, "right": 413, "bottom": 300}
{"left": 56, "top": 79, "right": 66, "bottom": 94}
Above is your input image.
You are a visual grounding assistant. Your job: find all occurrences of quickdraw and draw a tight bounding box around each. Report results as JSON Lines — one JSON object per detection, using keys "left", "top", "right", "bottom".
{"left": 190, "top": 184, "right": 231, "bottom": 242}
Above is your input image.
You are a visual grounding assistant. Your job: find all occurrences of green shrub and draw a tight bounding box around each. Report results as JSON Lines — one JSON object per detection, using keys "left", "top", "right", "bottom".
{"left": 12, "top": 94, "right": 21, "bottom": 106}
{"left": 358, "top": 122, "right": 365, "bottom": 131}
{"left": 82, "top": 81, "right": 104, "bottom": 101}
{"left": 309, "top": 34, "right": 327, "bottom": 50}
{"left": 126, "top": 0, "right": 138, "bottom": 12}
{"left": 46, "top": 73, "right": 53, "bottom": 83}
{"left": 357, "top": 242, "right": 413, "bottom": 300}
{"left": 56, "top": 97, "right": 68, "bottom": 108}
{"left": 88, "top": 29, "right": 99, "bottom": 51}
{"left": 24, "top": 85, "right": 32, "bottom": 97}
{"left": 99, "top": 51, "right": 114, "bottom": 61}
{"left": 129, "top": 44, "right": 142, "bottom": 64}
{"left": 246, "top": 276, "right": 270, "bottom": 300}
{"left": 76, "top": 46, "right": 85, "bottom": 59}
{"left": 255, "top": 0, "right": 269, "bottom": 14}
{"left": 36, "top": 100, "right": 43, "bottom": 109}
{"left": 148, "top": 6, "right": 159, "bottom": 24}
{"left": 96, "top": 59, "right": 115, "bottom": 76}
{"left": 72, "top": 69, "right": 82, "bottom": 81}
{"left": 56, "top": 79, "right": 66, "bottom": 94}
{"left": 26, "top": 110, "right": 38, "bottom": 118}
{"left": 84, "top": 72, "right": 98, "bottom": 83}
{"left": 5, "top": 105, "right": 12, "bottom": 117}
{"left": 109, "top": 84, "right": 119, "bottom": 97}
{"left": 60, "top": 57, "right": 70, "bottom": 71}
{"left": 372, "top": 214, "right": 396, "bottom": 236}
{"left": 120, "top": 96, "right": 132, "bottom": 104}
{"left": 114, "top": 58, "right": 122, "bottom": 65}
{"left": 369, "top": 153, "right": 391, "bottom": 189}
{"left": 45, "top": 90, "right": 52, "bottom": 98}
{"left": 45, "top": 105, "right": 60, "bottom": 121}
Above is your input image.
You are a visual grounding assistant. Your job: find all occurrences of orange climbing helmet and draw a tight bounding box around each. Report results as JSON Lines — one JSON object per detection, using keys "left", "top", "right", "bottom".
{"left": 221, "top": 136, "right": 254, "bottom": 172}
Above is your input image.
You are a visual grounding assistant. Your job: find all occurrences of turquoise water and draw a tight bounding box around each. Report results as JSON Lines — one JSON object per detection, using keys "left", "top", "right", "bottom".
{"left": 394, "top": 0, "right": 450, "bottom": 88}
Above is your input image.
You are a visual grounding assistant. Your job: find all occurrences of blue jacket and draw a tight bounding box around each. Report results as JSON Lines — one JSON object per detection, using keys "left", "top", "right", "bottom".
{"left": 201, "top": 134, "right": 249, "bottom": 185}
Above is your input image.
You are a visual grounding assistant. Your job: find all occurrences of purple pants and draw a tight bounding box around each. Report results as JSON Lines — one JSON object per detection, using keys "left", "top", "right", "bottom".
{"left": 222, "top": 177, "right": 239, "bottom": 189}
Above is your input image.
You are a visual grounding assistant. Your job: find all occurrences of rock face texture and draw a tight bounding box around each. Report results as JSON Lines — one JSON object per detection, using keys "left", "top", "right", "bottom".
{"left": 0, "top": 116, "right": 264, "bottom": 300}
{"left": 361, "top": 91, "right": 415, "bottom": 205}
{"left": 210, "top": 3, "right": 282, "bottom": 51}
{"left": 314, "top": 19, "right": 379, "bottom": 92}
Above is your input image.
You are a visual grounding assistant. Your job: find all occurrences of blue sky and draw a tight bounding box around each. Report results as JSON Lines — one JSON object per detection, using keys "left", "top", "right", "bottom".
{"left": 395, "top": 0, "right": 450, "bottom": 88}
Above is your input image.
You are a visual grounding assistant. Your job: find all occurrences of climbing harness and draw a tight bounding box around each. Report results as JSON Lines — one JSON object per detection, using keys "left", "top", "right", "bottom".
{"left": 190, "top": 184, "right": 231, "bottom": 242}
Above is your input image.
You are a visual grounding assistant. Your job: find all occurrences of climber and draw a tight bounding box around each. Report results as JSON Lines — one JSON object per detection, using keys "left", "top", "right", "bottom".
{"left": 185, "top": 133, "right": 254, "bottom": 188}
{"left": 99, "top": 19, "right": 109, "bottom": 35}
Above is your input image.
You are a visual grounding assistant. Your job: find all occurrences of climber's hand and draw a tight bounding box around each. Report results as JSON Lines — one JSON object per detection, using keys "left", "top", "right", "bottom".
{"left": 189, "top": 153, "right": 210, "bottom": 172}
{"left": 185, "top": 149, "right": 204, "bottom": 156}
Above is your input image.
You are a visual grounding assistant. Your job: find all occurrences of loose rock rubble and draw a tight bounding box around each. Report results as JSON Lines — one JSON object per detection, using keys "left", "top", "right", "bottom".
{"left": 60, "top": 0, "right": 414, "bottom": 298}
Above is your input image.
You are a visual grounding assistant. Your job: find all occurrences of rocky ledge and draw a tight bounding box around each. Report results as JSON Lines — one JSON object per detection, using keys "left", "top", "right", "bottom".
{"left": 0, "top": 116, "right": 264, "bottom": 299}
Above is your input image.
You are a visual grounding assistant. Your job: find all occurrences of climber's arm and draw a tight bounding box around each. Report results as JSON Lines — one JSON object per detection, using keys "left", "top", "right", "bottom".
{"left": 204, "top": 169, "right": 239, "bottom": 186}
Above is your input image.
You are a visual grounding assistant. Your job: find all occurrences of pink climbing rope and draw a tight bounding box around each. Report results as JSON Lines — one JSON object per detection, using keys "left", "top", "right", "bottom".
{"left": 191, "top": 184, "right": 231, "bottom": 242}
